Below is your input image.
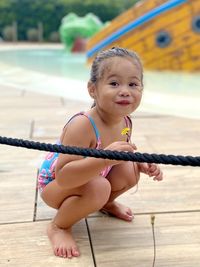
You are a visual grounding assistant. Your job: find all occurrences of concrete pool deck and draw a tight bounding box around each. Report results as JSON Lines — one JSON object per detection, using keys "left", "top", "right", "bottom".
{"left": 0, "top": 43, "right": 200, "bottom": 267}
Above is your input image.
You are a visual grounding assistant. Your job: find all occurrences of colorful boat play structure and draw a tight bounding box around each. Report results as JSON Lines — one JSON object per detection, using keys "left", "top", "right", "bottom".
{"left": 86, "top": 0, "right": 200, "bottom": 71}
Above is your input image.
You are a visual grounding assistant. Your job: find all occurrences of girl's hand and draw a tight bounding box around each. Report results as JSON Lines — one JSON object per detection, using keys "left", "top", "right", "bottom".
{"left": 139, "top": 163, "right": 163, "bottom": 181}
{"left": 104, "top": 141, "right": 137, "bottom": 166}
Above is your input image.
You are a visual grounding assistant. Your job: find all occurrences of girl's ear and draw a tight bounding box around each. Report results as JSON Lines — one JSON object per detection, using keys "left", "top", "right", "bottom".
{"left": 87, "top": 81, "right": 96, "bottom": 99}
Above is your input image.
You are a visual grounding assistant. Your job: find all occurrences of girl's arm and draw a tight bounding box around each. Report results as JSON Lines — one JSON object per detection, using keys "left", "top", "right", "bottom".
{"left": 56, "top": 156, "right": 108, "bottom": 188}
{"left": 55, "top": 115, "right": 103, "bottom": 188}
{"left": 55, "top": 115, "right": 135, "bottom": 189}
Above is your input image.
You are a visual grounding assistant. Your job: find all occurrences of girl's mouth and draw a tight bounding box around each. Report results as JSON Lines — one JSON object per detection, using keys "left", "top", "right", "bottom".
{"left": 116, "top": 100, "right": 131, "bottom": 105}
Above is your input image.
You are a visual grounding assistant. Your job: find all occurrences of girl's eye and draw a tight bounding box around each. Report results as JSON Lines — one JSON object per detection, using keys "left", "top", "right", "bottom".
{"left": 129, "top": 82, "right": 138, "bottom": 87}
{"left": 110, "top": 81, "right": 118, "bottom": 87}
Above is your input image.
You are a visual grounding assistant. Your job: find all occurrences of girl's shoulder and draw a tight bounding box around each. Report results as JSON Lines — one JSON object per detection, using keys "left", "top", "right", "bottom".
{"left": 60, "top": 111, "right": 98, "bottom": 148}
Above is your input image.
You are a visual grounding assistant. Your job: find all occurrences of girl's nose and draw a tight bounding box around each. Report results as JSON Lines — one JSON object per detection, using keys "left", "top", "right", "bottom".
{"left": 119, "top": 87, "right": 130, "bottom": 96}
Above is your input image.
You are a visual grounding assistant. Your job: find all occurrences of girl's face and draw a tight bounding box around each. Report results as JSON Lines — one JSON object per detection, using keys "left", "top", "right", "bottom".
{"left": 89, "top": 56, "right": 143, "bottom": 117}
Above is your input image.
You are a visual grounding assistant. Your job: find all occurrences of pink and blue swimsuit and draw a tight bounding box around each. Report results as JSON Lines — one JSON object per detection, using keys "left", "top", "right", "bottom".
{"left": 37, "top": 112, "right": 132, "bottom": 193}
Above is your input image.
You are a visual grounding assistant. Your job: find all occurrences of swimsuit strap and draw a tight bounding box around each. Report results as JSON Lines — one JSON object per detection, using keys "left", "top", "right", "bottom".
{"left": 64, "top": 112, "right": 101, "bottom": 146}
{"left": 124, "top": 115, "right": 132, "bottom": 128}
{"left": 64, "top": 113, "right": 131, "bottom": 146}
{"left": 83, "top": 113, "right": 101, "bottom": 143}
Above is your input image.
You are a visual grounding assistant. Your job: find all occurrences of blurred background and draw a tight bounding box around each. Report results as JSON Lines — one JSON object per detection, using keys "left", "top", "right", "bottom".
{"left": 0, "top": 0, "right": 138, "bottom": 43}
{"left": 0, "top": 0, "right": 199, "bottom": 119}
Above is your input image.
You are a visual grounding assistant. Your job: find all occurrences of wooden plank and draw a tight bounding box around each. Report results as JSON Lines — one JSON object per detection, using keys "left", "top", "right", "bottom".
{"left": 36, "top": 193, "right": 57, "bottom": 221}
{"left": 87, "top": 215, "right": 155, "bottom": 267}
{"left": 132, "top": 116, "right": 200, "bottom": 153}
{"left": 87, "top": 213, "right": 200, "bottom": 267}
{"left": 115, "top": 166, "right": 200, "bottom": 214}
{"left": 0, "top": 220, "right": 94, "bottom": 267}
{"left": 0, "top": 146, "right": 38, "bottom": 223}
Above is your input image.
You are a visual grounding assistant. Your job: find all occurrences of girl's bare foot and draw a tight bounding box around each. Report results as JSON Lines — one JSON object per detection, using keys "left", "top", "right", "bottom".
{"left": 47, "top": 222, "right": 80, "bottom": 258}
{"left": 100, "top": 201, "right": 133, "bottom": 221}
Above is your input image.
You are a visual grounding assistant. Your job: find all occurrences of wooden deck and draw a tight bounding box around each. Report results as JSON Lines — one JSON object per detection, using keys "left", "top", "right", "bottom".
{"left": 0, "top": 85, "right": 200, "bottom": 267}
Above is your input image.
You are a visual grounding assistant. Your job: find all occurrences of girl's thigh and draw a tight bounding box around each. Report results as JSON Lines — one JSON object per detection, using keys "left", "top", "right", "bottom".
{"left": 41, "top": 180, "right": 82, "bottom": 209}
{"left": 41, "top": 176, "right": 111, "bottom": 209}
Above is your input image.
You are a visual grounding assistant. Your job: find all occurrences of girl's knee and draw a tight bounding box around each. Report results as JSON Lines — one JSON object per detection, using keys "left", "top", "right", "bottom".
{"left": 126, "top": 163, "right": 140, "bottom": 187}
{"left": 85, "top": 178, "right": 111, "bottom": 208}
{"left": 108, "top": 162, "right": 140, "bottom": 189}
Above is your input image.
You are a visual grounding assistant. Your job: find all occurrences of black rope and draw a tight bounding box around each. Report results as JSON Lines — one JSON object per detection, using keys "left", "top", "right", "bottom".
{"left": 0, "top": 136, "right": 200, "bottom": 167}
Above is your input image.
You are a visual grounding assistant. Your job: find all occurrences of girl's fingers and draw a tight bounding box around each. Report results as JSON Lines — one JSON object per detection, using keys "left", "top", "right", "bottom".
{"left": 116, "top": 143, "right": 136, "bottom": 152}
{"left": 148, "top": 163, "right": 157, "bottom": 172}
{"left": 148, "top": 164, "right": 163, "bottom": 181}
{"left": 153, "top": 171, "right": 163, "bottom": 181}
{"left": 149, "top": 168, "right": 160, "bottom": 177}
{"left": 130, "top": 142, "right": 137, "bottom": 150}
{"left": 106, "top": 141, "right": 136, "bottom": 152}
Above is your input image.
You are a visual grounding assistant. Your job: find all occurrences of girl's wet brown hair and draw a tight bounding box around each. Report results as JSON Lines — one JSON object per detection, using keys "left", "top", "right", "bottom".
{"left": 89, "top": 47, "right": 143, "bottom": 85}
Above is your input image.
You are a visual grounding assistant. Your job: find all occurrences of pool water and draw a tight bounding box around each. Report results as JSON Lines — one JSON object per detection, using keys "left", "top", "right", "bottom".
{"left": 0, "top": 48, "right": 90, "bottom": 81}
{"left": 0, "top": 48, "right": 199, "bottom": 119}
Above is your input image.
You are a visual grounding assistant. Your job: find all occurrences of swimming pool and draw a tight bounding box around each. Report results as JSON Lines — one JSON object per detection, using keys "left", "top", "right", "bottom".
{"left": 0, "top": 47, "right": 199, "bottom": 119}
{"left": 0, "top": 48, "right": 90, "bottom": 81}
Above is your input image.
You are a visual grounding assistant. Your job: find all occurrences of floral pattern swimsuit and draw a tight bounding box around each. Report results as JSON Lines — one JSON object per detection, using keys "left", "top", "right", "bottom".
{"left": 37, "top": 112, "right": 132, "bottom": 193}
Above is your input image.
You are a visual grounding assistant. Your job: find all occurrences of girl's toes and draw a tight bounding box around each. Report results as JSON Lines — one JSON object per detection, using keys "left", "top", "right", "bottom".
{"left": 72, "top": 247, "right": 80, "bottom": 257}
{"left": 54, "top": 247, "right": 59, "bottom": 256}
{"left": 66, "top": 248, "right": 72, "bottom": 258}
{"left": 58, "top": 247, "right": 64, "bottom": 257}
{"left": 62, "top": 248, "right": 67, "bottom": 258}
{"left": 127, "top": 208, "right": 133, "bottom": 216}
{"left": 125, "top": 213, "right": 134, "bottom": 221}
